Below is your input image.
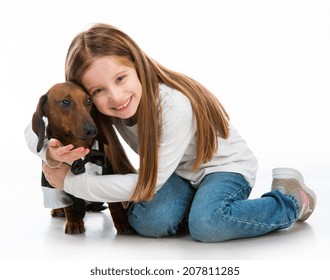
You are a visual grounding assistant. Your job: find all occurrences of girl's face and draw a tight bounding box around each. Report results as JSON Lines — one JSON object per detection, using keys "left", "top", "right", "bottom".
{"left": 82, "top": 56, "right": 142, "bottom": 121}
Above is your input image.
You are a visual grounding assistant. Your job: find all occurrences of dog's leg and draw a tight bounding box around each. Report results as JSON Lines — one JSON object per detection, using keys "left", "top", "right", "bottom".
{"left": 51, "top": 208, "right": 65, "bottom": 217}
{"left": 108, "top": 202, "right": 135, "bottom": 235}
{"left": 63, "top": 206, "right": 85, "bottom": 234}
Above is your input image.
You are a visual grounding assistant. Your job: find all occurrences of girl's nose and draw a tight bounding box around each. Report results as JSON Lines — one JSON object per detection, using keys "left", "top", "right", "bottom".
{"left": 106, "top": 87, "right": 125, "bottom": 104}
{"left": 108, "top": 88, "right": 127, "bottom": 108}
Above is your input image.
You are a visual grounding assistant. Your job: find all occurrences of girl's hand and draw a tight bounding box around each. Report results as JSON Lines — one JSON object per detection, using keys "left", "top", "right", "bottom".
{"left": 42, "top": 163, "right": 71, "bottom": 190}
{"left": 46, "top": 138, "right": 90, "bottom": 166}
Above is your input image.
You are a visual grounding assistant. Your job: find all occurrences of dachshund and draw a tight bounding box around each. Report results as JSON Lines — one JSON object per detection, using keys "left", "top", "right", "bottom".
{"left": 32, "top": 81, "right": 134, "bottom": 234}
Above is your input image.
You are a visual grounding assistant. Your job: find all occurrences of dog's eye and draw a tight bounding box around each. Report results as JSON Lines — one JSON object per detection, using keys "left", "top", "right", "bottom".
{"left": 60, "top": 99, "right": 71, "bottom": 108}
{"left": 85, "top": 98, "right": 93, "bottom": 106}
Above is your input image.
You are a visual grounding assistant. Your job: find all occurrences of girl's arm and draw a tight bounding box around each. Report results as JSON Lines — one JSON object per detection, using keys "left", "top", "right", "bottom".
{"left": 63, "top": 88, "right": 196, "bottom": 203}
{"left": 64, "top": 172, "right": 138, "bottom": 202}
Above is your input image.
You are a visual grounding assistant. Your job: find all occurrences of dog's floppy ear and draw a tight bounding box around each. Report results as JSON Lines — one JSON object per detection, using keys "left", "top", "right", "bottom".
{"left": 32, "top": 93, "right": 48, "bottom": 153}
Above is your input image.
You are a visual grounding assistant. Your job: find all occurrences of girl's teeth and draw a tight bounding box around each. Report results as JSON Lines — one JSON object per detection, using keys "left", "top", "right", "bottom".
{"left": 116, "top": 98, "right": 131, "bottom": 110}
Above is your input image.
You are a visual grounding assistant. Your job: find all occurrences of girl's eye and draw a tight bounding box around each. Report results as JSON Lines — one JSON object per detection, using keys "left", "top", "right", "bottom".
{"left": 60, "top": 99, "right": 71, "bottom": 108}
{"left": 85, "top": 98, "right": 93, "bottom": 106}
{"left": 116, "top": 75, "right": 126, "bottom": 83}
{"left": 92, "top": 88, "right": 104, "bottom": 96}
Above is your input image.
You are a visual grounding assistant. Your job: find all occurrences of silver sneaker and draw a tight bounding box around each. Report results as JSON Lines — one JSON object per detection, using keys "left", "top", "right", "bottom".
{"left": 272, "top": 168, "right": 316, "bottom": 221}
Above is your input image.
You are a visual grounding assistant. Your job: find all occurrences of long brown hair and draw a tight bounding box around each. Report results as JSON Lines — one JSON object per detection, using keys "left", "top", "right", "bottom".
{"left": 65, "top": 23, "right": 229, "bottom": 202}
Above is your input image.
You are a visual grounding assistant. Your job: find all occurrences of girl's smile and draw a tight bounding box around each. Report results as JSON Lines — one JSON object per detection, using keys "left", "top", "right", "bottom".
{"left": 112, "top": 96, "right": 132, "bottom": 111}
{"left": 82, "top": 56, "right": 142, "bottom": 121}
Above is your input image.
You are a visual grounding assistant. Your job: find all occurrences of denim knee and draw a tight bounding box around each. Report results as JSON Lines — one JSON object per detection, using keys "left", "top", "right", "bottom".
{"left": 128, "top": 202, "right": 181, "bottom": 237}
{"left": 188, "top": 209, "right": 229, "bottom": 243}
{"left": 127, "top": 173, "right": 195, "bottom": 238}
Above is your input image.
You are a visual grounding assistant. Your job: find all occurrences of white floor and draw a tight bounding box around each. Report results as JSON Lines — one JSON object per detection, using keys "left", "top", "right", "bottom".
{"left": 1, "top": 172, "right": 329, "bottom": 261}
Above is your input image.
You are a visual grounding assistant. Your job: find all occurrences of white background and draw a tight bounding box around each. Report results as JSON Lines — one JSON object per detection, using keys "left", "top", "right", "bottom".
{"left": 1, "top": 0, "right": 329, "bottom": 184}
{"left": 0, "top": 0, "right": 329, "bottom": 277}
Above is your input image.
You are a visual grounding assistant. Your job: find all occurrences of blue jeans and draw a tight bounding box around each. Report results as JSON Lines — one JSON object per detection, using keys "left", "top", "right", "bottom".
{"left": 128, "top": 172, "right": 299, "bottom": 242}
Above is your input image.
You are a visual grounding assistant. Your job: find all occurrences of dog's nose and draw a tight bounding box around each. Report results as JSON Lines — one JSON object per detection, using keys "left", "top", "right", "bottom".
{"left": 83, "top": 123, "right": 98, "bottom": 138}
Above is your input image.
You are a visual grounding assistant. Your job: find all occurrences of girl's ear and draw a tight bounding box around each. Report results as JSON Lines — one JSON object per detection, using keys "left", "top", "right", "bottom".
{"left": 32, "top": 93, "right": 48, "bottom": 152}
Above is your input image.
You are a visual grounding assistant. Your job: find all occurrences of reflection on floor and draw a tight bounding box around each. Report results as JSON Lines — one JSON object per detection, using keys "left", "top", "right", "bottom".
{"left": 1, "top": 176, "right": 329, "bottom": 261}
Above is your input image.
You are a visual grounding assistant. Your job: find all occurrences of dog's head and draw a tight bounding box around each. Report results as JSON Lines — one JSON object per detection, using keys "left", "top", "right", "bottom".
{"left": 32, "top": 82, "right": 98, "bottom": 152}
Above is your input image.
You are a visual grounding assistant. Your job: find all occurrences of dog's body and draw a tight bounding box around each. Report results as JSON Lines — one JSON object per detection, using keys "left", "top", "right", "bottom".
{"left": 32, "top": 82, "right": 133, "bottom": 234}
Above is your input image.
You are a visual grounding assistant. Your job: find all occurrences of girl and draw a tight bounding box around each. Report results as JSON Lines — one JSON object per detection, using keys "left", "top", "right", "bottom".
{"left": 25, "top": 23, "right": 316, "bottom": 242}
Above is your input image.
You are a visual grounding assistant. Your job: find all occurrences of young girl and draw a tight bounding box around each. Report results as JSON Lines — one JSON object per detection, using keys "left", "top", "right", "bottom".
{"left": 25, "top": 23, "right": 316, "bottom": 242}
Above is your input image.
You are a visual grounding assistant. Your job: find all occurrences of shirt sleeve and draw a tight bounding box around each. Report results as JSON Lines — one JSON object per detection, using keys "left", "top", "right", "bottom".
{"left": 155, "top": 91, "right": 197, "bottom": 187}
{"left": 64, "top": 172, "right": 138, "bottom": 202}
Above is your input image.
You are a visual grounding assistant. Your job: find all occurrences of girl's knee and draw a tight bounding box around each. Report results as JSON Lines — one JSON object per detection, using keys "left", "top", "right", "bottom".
{"left": 188, "top": 209, "right": 230, "bottom": 243}
{"left": 128, "top": 203, "right": 179, "bottom": 237}
{"left": 188, "top": 214, "right": 214, "bottom": 242}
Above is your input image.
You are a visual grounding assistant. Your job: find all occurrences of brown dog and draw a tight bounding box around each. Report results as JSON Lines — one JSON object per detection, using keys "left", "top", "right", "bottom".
{"left": 32, "top": 82, "right": 134, "bottom": 234}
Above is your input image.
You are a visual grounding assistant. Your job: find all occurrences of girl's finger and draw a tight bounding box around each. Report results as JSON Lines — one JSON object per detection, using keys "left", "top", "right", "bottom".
{"left": 57, "top": 144, "right": 75, "bottom": 154}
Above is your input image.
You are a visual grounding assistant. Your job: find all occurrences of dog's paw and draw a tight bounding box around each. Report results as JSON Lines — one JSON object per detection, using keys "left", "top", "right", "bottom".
{"left": 51, "top": 208, "right": 65, "bottom": 217}
{"left": 65, "top": 218, "right": 85, "bottom": 234}
{"left": 63, "top": 206, "right": 85, "bottom": 234}
{"left": 115, "top": 223, "right": 136, "bottom": 235}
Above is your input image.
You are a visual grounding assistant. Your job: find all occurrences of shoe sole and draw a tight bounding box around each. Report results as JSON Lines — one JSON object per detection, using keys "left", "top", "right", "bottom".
{"left": 272, "top": 167, "right": 316, "bottom": 221}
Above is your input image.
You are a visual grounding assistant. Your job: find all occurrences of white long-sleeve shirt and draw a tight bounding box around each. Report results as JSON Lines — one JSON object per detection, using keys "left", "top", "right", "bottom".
{"left": 25, "top": 84, "right": 258, "bottom": 203}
